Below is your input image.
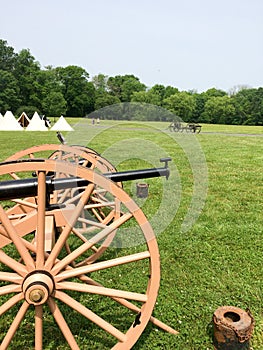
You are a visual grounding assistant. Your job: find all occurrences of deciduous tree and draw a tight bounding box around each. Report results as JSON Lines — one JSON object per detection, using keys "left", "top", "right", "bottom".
{"left": 163, "top": 91, "right": 196, "bottom": 121}
{"left": 42, "top": 91, "right": 67, "bottom": 118}
{"left": 0, "top": 70, "right": 21, "bottom": 113}
{"left": 107, "top": 75, "right": 146, "bottom": 102}
{"left": 94, "top": 93, "right": 120, "bottom": 110}
{"left": 202, "top": 96, "right": 236, "bottom": 124}
{"left": 56, "top": 66, "right": 95, "bottom": 116}
{"left": 233, "top": 88, "right": 263, "bottom": 125}
{"left": 13, "top": 49, "right": 41, "bottom": 108}
{"left": 0, "top": 39, "right": 17, "bottom": 71}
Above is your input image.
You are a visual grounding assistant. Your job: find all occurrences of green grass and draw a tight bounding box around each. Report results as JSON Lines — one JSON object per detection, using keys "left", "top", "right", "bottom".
{"left": 0, "top": 121, "right": 262, "bottom": 349}
{"left": 199, "top": 123, "right": 263, "bottom": 134}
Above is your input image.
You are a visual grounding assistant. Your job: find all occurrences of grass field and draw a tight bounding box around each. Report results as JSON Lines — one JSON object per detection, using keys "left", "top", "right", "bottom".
{"left": 0, "top": 120, "right": 262, "bottom": 349}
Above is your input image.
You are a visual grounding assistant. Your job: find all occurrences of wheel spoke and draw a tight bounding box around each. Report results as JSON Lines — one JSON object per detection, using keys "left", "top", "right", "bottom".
{"left": 70, "top": 227, "right": 99, "bottom": 254}
{"left": 0, "top": 250, "right": 28, "bottom": 277}
{"left": 77, "top": 274, "right": 179, "bottom": 335}
{"left": 77, "top": 217, "right": 107, "bottom": 229}
{"left": 62, "top": 189, "right": 82, "bottom": 205}
{"left": 0, "top": 271, "right": 23, "bottom": 284}
{"left": 45, "top": 183, "right": 95, "bottom": 270}
{"left": 47, "top": 297, "right": 80, "bottom": 350}
{"left": 55, "top": 251, "right": 150, "bottom": 282}
{"left": 57, "top": 281, "right": 147, "bottom": 302}
{"left": 0, "top": 293, "right": 24, "bottom": 317}
{"left": 0, "top": 205, "right": 35, "bottom": 271}
{"left": 91, "top": 206, "right": 106, "bottom": 223}
{"left": 84, "top": 201, "right": 116, "bottom": 210}
{"left": 51, "top": 212, "right": 132, "bottom": 276}
{"left": 57, "top": 187, "right": 73, "bottom": 204}
{"left": 1, "top": 301, "right": 30, "bottom": 349}
{"left": 0, "top": 222, "right": 40, "bottom": 257}
{"left": 0, "top": 209, "right": 38, "bottom": 249}
{"left": 35, "top": 305, "right": 43, "bottom": 350}
{"left": 9, "top": 172, "right": 20, "bottom": 180}
{"left": 36, "top": 171, "right": 46, "bottom": 268}
{"left": 54, "top": 290, "right": 127, "bottom": 343}
{"left": 12, "top": 199, "right": 37, "bottom": 209}
{"left": 0, "top": 284, "right": 21, "bottom": 296}
{"left": 71, "top": 227, "right": 89, "bottom": 243}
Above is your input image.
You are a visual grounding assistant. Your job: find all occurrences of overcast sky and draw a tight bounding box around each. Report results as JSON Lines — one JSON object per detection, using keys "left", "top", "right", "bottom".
{"left": 1, "top": 0, "right": 262, "bottom": 92}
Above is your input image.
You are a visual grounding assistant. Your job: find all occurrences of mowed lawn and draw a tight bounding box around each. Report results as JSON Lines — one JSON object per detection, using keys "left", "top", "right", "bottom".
{"left": 0, "top": 121, "right": 262, "bottom": 349}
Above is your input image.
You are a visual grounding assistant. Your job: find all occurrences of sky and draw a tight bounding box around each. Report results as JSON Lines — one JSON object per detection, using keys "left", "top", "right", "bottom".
{"left": 1, "top": 0, "right": 263, "bottom": 92}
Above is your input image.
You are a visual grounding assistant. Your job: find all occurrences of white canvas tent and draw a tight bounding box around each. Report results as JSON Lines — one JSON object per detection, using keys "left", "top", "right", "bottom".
{"left": 18, "top": 112, "right": 30, "bottom": 128}
{"left": 0, "top": 111, "right": 23, "bottom": 131}
{"left": 26, "top": 112, "right": 48, "bottom": 131}
{"left": 50, "top": 115, "right": 74, "bottom": 131}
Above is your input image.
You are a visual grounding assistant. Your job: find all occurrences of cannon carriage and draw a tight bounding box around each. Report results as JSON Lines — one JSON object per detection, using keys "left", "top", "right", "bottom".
{"left": 0, "top": 143, "right": 177, "bottom": 349}
{"left": 169, "top": 121, "right": 202, "bottom": 133}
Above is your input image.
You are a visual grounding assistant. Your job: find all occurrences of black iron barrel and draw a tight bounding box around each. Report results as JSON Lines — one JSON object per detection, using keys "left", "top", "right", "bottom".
{"left": 0, "top": 162, "right": 170, "bottom": 201}
{"left": 104, "top": 166, "right": 170, "bottom": 182}
{"left": 0, "top": 177, "right": 40, "bottom": 201}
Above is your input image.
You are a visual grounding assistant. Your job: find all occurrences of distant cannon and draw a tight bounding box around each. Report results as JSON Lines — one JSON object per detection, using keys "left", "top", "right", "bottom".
{"left": 0, "top": 144, "right": 177, "bottom": 349}
{"left": 186, "top": 123, "right": 202, "bottom": 133}
{"left": 169, "top": 122, "right": 202, "bottom": 133}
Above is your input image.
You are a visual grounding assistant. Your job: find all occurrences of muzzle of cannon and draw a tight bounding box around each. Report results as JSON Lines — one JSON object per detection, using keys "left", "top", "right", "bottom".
{"left": 0, "top": 145, "right": 177, "bottom": 349}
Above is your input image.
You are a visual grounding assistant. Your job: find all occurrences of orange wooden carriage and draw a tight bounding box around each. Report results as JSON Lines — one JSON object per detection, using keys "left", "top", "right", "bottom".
{"left": 0, "top": 144, "right": 177, "bottom": 349}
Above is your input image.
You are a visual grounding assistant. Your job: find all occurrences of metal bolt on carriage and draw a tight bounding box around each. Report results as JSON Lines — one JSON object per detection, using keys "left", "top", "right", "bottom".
{"left": 0, "top": 141, "right": 178, "bottom": 349}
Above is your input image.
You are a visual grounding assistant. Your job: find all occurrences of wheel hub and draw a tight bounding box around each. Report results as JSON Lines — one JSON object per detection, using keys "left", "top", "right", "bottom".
{"left": 23, "top": 271, "right": 54, "bottom": 305}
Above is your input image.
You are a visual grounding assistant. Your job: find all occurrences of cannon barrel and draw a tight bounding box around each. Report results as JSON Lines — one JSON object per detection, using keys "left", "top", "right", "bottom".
{"left": 0, "top": 158, "right": 171, "bottom": 201}
{"left": 104, "top": 165, "right": 169, "bottom": 182}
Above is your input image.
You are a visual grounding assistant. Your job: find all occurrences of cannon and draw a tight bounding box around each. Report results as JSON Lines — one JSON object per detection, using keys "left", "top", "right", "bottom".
{"left": 0, "top": 144, "right": 177, "bottom": 349}
{"left": 169, "top": 121, "right": 202, "bottom": 133}
{"left": 186, "top": 123, "right": 202, "bottom": 133}
{"left": 0, "top": 159, "right": 170, "bottom": 201}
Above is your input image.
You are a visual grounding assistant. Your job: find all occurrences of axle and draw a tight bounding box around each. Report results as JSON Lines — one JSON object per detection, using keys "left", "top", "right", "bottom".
{"left": 0, "top": 158, "right": 171, "bottom": 201}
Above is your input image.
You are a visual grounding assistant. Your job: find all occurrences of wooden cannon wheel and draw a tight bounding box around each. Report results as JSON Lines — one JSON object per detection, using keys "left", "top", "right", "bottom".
{"left": 5, "top": 144, "right": 122, "bottom": 264}
{"left": 5, "top": 143, "right": 117, "bottom": 174}
{"left": 0, "top": 159, "right": 160, "bottom": 349}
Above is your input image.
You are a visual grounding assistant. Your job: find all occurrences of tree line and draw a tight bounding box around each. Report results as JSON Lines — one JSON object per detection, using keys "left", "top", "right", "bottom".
{"left": 0, "top": 39, "right": 262, "bottom": 125}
